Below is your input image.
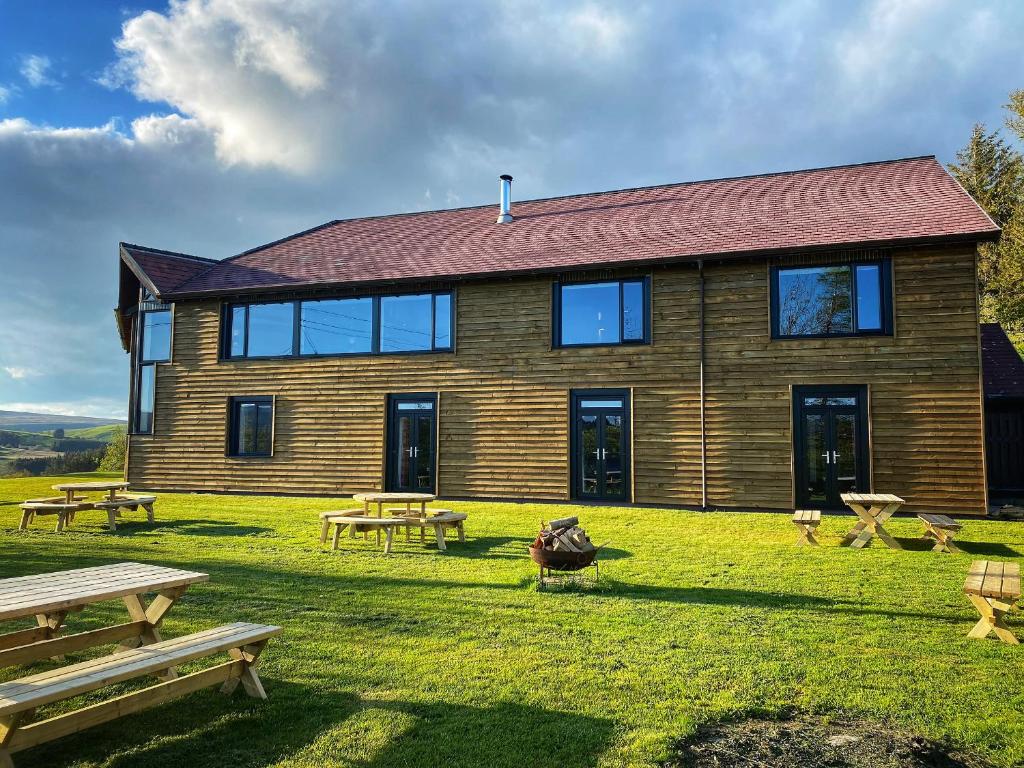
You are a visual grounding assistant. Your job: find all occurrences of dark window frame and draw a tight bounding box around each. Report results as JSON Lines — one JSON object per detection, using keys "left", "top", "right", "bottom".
{"left": 139, "top": 305, "right": 172, "bottom": 363}
{"left": 552, "top": 276, "right": 651, "bottom": 349}
{"left": 770, "top": 260, "right": 893, "bottom": 340}
{"left": 129, "top": 287, "right": 172, "bottom": 435}
{"left": 132, "top": 363, "right": 157, "bottom": 435}
{"left": 221, "top": 290, "right": 456, "bottom": 360}
{"left": 226, "top": 395, "right": 276, "bottom": 458}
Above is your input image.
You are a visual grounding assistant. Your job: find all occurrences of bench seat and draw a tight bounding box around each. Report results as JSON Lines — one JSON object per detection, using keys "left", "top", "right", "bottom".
{"left": 91, "top": 497, "right": 157, "bottom": 531}
{"left": 791, "top": 510, "right": 821, "bottom": 546}
{"left": 917, "top": 513, "right": 962, "bottom": 553}
{"left": 0, "top": 622, "right": 281, "bottom": 764}
{"left": 17, "top": 502, "right": 89, "bottom": 533}
{"left": 964, "top": 560, "right": 1020, "bottom": 644}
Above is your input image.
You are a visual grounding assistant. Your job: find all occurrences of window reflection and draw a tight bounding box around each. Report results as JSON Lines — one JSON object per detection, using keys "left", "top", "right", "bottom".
{"left": 247, "top": 303, "right": 295, "bottom": 356}
{"left": 558, "top": 279, "right": 646, "bottom": 346}
{"left": 300, "top": 298, "right": 372, "bottom": 354}
{"left": 141, "top": 310, "right": 171, "bottom": 362}
{"left": 774, "top": 261, "right": 889, "bottom": 337}
{"left": 777, "top": 266, "right": 852, "bottom": 335}
{"left": 380, "top": 294, "right": 433, "bottom": 352}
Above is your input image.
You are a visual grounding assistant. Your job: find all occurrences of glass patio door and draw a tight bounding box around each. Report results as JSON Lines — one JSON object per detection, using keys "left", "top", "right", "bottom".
{"left": 793, "top": 386, "right": 869, "bottom": 509}
{"left": 571, "top": 390, "right": 630, "bottom": 501}
{"left": 387, "top": 394, "right": 437, "bottom": 493}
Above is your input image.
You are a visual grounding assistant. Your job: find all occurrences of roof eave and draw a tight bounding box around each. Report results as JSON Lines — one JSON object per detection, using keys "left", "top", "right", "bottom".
{"left": 162, "top": 229, "right": 1001, "bottom": 302}
{"left": 118, "top": 244, "right": 163, "bottom": 299}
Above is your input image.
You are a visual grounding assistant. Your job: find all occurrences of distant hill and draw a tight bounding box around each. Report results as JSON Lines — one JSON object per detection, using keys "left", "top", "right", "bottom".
{"left": 65, "top": 424, "right": 124, "bottom": 442}
{"left": 0, "top": 410, "right": 126, "bottom": 435}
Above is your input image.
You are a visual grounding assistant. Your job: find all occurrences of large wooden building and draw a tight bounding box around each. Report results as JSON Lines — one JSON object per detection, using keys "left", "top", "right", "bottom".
{"left": 115, "top": 156, "right": 1000, "bottom": 514}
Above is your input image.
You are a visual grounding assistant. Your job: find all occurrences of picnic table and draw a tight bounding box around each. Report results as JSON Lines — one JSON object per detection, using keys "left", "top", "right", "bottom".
{"left": 352, "top": 492, "right": 435, "bottom": 517}
{"left": 964, "top": 560, "right": 1020, "bottom": 644}
{"left": 52, "top": 480, "right": 130, "bottom": 503}
{"left": 839, "top": 493, "right": 905, "bottom": 550}
{"left": 0, "top": 562, "right": 208, "bottom": 668}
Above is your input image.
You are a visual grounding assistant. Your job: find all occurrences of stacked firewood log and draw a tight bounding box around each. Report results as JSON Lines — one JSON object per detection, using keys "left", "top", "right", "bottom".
{"left": 533, "top": 516, "right": 595, "bottom": 552}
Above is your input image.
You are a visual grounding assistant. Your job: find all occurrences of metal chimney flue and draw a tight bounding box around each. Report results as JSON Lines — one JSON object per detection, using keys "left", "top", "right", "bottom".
{"left": 496, "top": 174, "right": 513, "bottom": 224}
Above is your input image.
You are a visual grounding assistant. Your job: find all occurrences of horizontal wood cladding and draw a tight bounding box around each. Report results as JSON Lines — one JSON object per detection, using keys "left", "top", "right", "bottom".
{"left": 128, "top": 245, "right": 986, "bottom": 514}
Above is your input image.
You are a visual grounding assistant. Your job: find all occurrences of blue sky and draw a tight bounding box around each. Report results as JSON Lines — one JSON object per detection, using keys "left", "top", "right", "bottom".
{"left": 0, "top": 0, "right": 1022, "bottom": 419}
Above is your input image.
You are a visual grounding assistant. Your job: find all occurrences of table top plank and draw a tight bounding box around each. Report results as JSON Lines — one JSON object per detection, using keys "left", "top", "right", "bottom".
{"left": 352, "top": 492, "right": 435, "bottom": 503}
{"left": 841, "top": 492, "right": 905, "bottom": 506}
{"left": 51, "top": 481, "right": 130, "bottom": 492}
{"left": 0, "top": 563, "right": 208, "bottom": 621}
{"left": 964, "top": 561, "right": 987, "bottom": 595}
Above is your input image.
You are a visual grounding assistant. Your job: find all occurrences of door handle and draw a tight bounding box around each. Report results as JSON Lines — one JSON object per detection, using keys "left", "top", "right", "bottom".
{"left": 821, "top": 452, "right": 831, "bottom": 464}
{"left": 414, "top": 447, "right": 419, "bottom": 457}
{"left": 407, "top": 447, "right": 414, "bottom": 458}
{"left": 832, "top": 451, "right": 840, "bottom": 463}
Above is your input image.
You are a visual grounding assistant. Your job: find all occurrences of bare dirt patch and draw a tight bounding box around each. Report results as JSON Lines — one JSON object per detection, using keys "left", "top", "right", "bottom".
{"left": 666, "top": 717, "right": 990, "bottom": 768}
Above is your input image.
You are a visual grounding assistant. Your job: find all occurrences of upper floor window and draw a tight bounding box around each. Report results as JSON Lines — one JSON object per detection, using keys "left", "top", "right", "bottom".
{"left": 138, "top": 291, "right": 171, "bottom": 363}
{"left": 224, "top": 290, "right": 454, "bottom": 359}
{"left": 553, "top": 278, "right": 649, "bottom": 347}
{"left": 771, "top": 261, "right": 892, "bottom": 339}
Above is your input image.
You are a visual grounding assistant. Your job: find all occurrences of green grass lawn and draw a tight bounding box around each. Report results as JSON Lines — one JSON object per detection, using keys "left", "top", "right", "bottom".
{"left": 2, "top": 472, "right": 1023, "bottom": 767}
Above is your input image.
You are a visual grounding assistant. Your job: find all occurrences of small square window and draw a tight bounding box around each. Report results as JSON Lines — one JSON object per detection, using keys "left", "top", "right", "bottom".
{"left": 228, "top": 397, "right": 274, "bottom": 457}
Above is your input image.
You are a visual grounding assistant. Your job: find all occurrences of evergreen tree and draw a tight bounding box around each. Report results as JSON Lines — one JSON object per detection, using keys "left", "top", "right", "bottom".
{"left": 948, "top": 119, "right": 1024, "bottom": 349}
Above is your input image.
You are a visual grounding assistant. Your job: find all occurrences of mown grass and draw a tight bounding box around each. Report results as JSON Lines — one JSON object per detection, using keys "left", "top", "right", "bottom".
{"left": 1, "top": 472, "right": 1023, "bottom": 768}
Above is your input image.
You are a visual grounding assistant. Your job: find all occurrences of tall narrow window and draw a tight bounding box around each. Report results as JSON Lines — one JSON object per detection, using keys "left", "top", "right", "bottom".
{"left": 554, "top": 278, "right": 649, "bottom": 347}
{"left": 228, "top": 396, "right": 274, "bottom": 457}
{"left": 771, "top": 260, "right": 891, "bottom": 338}
{"left": 134, "top": 364, "right": 155, "bottom": 434}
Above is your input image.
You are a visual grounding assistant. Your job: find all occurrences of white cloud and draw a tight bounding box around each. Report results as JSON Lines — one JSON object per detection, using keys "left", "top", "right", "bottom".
{"left": 19, "top": 54, "right": 58, "bottom": 88}
{"left": 2, "top": 367, "right": 40, "bottom": 380}
{"left": 0, "top": 85, "right": 10, "bottom": 105}
{"left": 2, "top": 0, "right": 1024, "bottom": 419}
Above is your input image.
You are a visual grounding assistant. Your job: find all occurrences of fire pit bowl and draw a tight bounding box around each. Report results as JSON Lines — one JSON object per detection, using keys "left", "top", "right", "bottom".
{"left": 529, "top": 544, "right": 599, "bottom": 572}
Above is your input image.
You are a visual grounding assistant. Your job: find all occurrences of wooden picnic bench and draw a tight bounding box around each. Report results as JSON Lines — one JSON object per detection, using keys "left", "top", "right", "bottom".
{"left": 91, "top": 495, "right": 157, "bottom": 531}
{"left": 917, "top": 513, "right": 962, "bottom": 554}
{"left": 18, "top": 500, "right": 87, "bottom": 533}
{"left": 0, "top": 622, "right": 281, "bottom": 767}
{"left": 386, "top": 508, "right": 467, "bottom": 551}
{"left": 0, "top": 563, "right": 208, "bottom": 668}
{"left": 840, "top": 493, "right": 905, "bottom": 549}
{"left": 964, "top": 560, "right": 1020, "bottom": 644}
{"left": 791, "top": 510, "right": 821, "bottom": 546}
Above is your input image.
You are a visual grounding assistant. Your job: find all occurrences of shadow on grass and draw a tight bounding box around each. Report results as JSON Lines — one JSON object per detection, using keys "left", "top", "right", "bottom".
{"left": 374, "top": 535, "right": 632, "bottom": 563}
{"left": 892, "top": 536, "right": 1020, "bottom": 558}
{"left": 24, "top": 682, "right": 360, "bottom": 768}
{"left": 955, "top": 541, "right": 1020, "bottom": 557}
{"left": 23, "top": 684, "right": 614, "bottom": 768}
{"left": 365, "top": 700, "right": 614, "bottom": 768}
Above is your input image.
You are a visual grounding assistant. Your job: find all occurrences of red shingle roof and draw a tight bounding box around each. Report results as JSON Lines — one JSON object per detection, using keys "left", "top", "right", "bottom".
{"left": 120, "top": 244, "right": 218, "bottom": 295}
{"left": 981, "top": 323, "right": 1024, "bottom": 399}
{"left": 132, "top": 156, "right": 1000, "bottom": 299}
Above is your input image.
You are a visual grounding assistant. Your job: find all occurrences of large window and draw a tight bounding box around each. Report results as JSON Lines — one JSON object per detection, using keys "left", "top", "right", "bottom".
{"left": 228, "top": 396, "right": 274, "bottom": 457}
{"left": 140, "top": 308, "right": 171, "bottom": 362}
{"left": 224, "top": 291, "right": 454, "bottom": 359}
{"left": 554, "top": 278, "right": 649, "bottom": 347}
{"left": 771, "top": 261, "right": 892, "bottom": 338}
